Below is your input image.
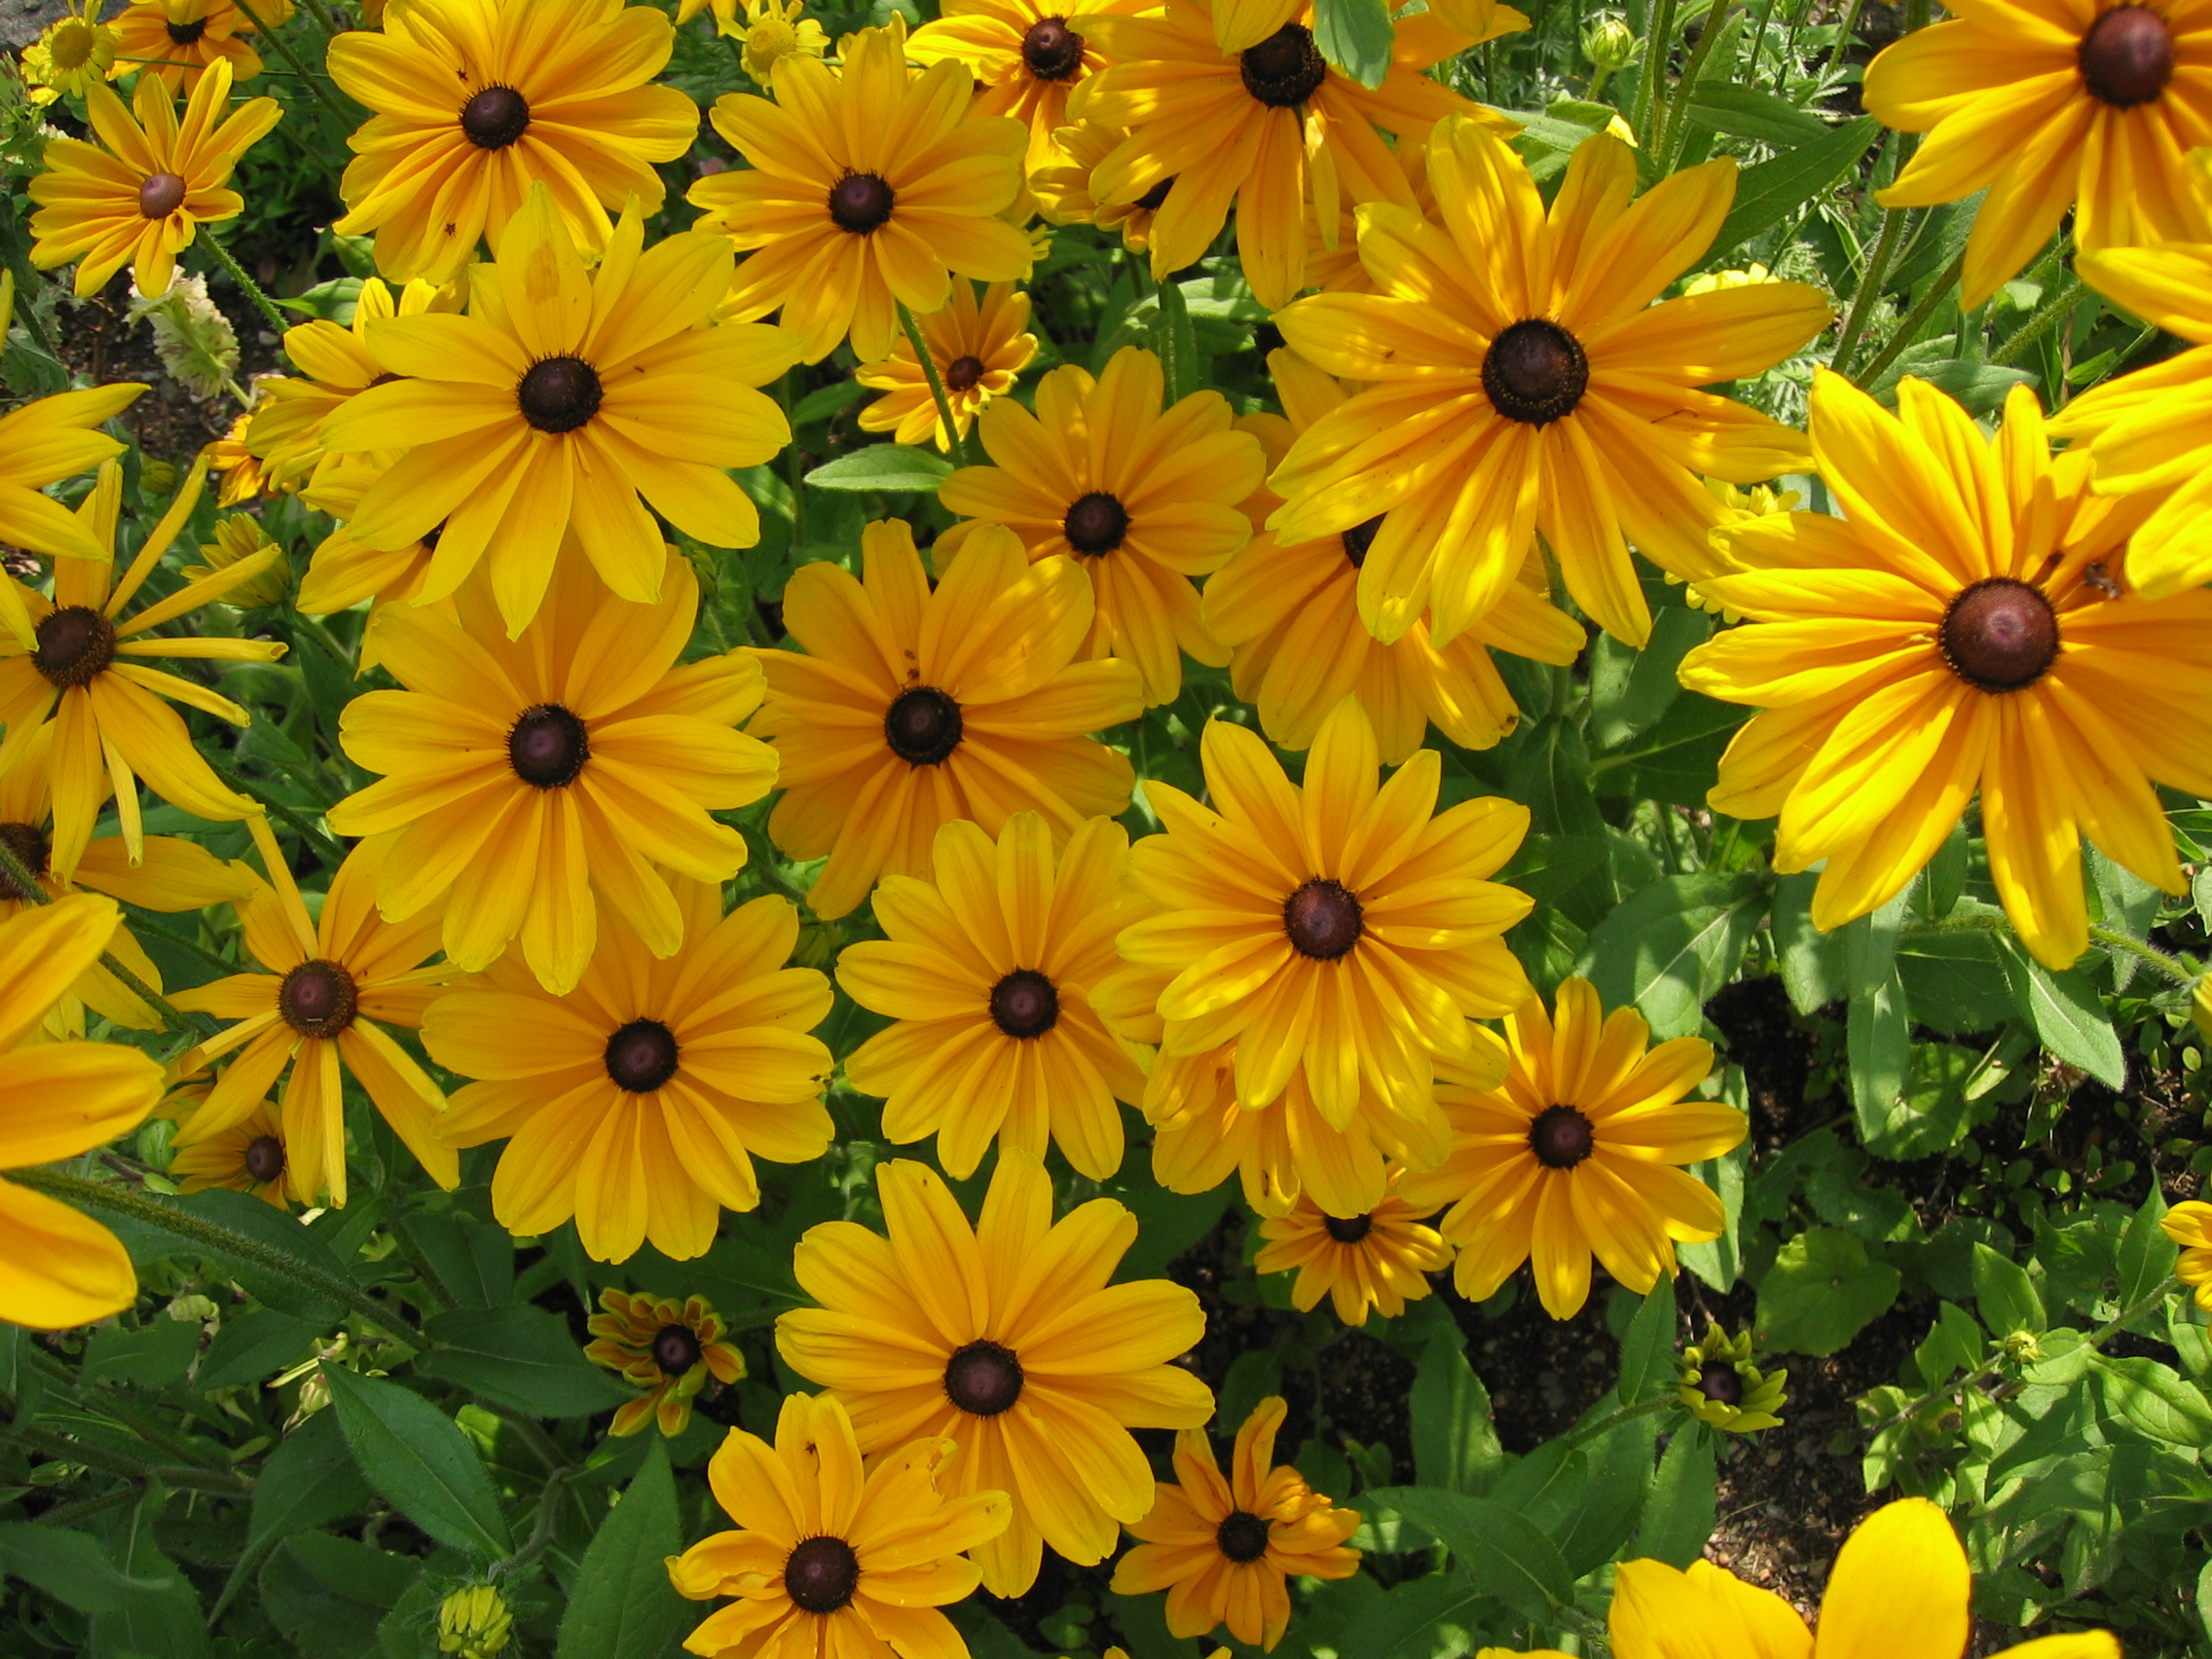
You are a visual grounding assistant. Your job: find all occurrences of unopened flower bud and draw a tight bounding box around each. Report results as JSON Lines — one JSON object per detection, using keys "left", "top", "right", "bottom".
{"left": 438, "top": 1585, "right": 513, "bottom": 1659}
{"left": 184, "top": 516, "right": 290, "bottom": 610}
{"left": 1583, "top": 15, "right": 1639, "bottom": 74}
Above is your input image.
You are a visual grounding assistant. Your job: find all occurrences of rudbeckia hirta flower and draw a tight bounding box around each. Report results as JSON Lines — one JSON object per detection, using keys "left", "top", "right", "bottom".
{"left": 1252, "top": 1176, "right": 1452, "bottom": 1325}
{"left": 910, "top": 0, "right": 1148, "bottom": 177}
{"left": 21, "top": 3, "right": 120, "bottom": 104}
{"left": 585, "top": 1288, "right": 746, "bottom": 1437}
{"left": 1677, "top": 1323, "right": 1788, "bottom": 1433}
{"left": 669, "top": 1390, "right": 1012, "bottom": 1659}
{"left": 1395, "top": 977, "right": 1743, "bottom": 1320}
{"left": 689, "top": 17, "right": 1034, "bottom": 364}
{"left": 206, "top": 409, "right": 268, "bottom": 506}
{"left": 938, "top": 346, "right": 1264, "bottom": 706}
{"left": 1117, "top": 695, "right": 1533, "bottom": 1128}
{"left": 0, "top": 384, "right": 145, "bottom": 563}
{"left": 1111, "top": 1396, "right": 1361, "bottom": 1651}
{"left": 320, "top": 186, "right": 798, "bottom": 636}
{"left": 1863, "top": 0, "right": 2212, "bottom": 309}
{"left": 747, "top": 520, "right": 1144, "bottom": 921}
{"left": 112, "top": 0, "right": 278, "bottom": 94}
{"left": 1270, "top": 123, "right": 1831, "bottom": 648}
{"left": 709, "top": 0, "right": 830, "bottom": 79}
{"left": 326, "top": 0, "right": 700, "bottom": 282}
{"left": 835, "top": 813, "right": 1149, "bottom": 1180}
{"left": 170, "top": 1093, "right": 295, "bottom": 1208}
{"left": 2163, "top": 1199, "right": 2212, "bottom": 1309}
{"left": 426, "top": 880, "right": 834, "bottom": 1263}
{"left": 1683, "top": 373, "right": 2212, "bottom": 969}
{"left": 855, "top": 280, "right": 1037, "bottom": 452}
{"left": 778, "top": 1154, "right": 1216, "bottom": 1597}
{"left": 29, "top": 58, "right": 280, "bottom": 299}
{"left": 327, "top": 551, "right": 777, "bottom": 994}
{"left": 1031, "top": 119, "right": 1168, "bottom": 252}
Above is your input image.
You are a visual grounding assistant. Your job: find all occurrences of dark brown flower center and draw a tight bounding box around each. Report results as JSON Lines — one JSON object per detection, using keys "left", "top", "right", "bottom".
{"left": 1021, "top": 16, "right": 1086, "bottom": 79}
{"left": 1283, "top": 878, "right": 1362, "bottom": 961}
{"left": 1529, "top": 1103, "right": 1595, "bottom": 1169}
{"left": 243, "top": 1134, "right": 285, "bottom": 1185}
{"left": 883, "top": 685, "right": 963, "bottom": 766}
{"left": 507, "top": 703, "right": 590, "bottom": 788}
{"left": 277, "top": 959, "right": 359, "bottom": 1040}
{"left": 943, "top": 354, "right": 986, "bottom": 392}
{"left": 1239, "top": 23, "right": 1326, "bottom": 107}
{"left": 32, "top": 606, "right": 117, "bottom": 689}
{"left": 785, "top": 1535, "right": 861, "bottom": 1614}
{"left": 653, "top": 1323, "right": 702, "bottom": 1376}
{"left": 1063, "top": 491, "right": 1129, "bottom": 554}
{"left": 1322, "top": 1212, "right": 1374, "bottom": 1243}
{"left": 1698, "top": 1361, "right": 1744, "bottom": 1405}
{"left": 1216, "top": 1510, "right": 1272, "bottom": 1562}
{"left": 1939, "top": 577, "right": 2059, "bottom": 692}
{"left": 989, "top": 969, "right": 1059, "bottom": 1038}
{"left": 605, "top": 1018, "right": 680, "bottom": 1093}
{"left": 1484, "top": 319, "right": 1589, "bottom": 425}
{"left": 138, "top": 171, "right": 188, "bottom": 219}
{"left": 1134, "top": 176, "right": 1175, "bottom": 211}
{"left": 166, "top": 18, "right": 206, "bottom": 44}
{"left": 943, "top": 1339, "right": 1023, "bottom": 1416}
{"left": 0, "top": 823, "right": 51, "bottom": 902}
{"left": 2080, "top": 4, "right": 2174, "bottom": 104}
{"left": 460, "top": 84, "right": 532, "bottom": 149}
{"left": 829, "top": 171, "right": 896, "bottom": 235}
{"left": 517, "top": 356, "right": 603, "bottom": 434}
{"left": 1341, "top": 515, "right": 1383, "bottom": 570}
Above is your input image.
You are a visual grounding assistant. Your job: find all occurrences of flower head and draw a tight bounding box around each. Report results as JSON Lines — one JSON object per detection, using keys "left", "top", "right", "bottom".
{"left": 2164, "top": 1199, "right": 2212, "bottom": 1310}
{"left": 1677, "top": 1323, "right": 1787, "bottom": 1432}
{"left": 1253, "top": 1176, "right": 1453, "bottom": 1326}
{"left": 436, "top": 1585, "right": 512, "bottom": 1659}
{"left": 0, "top": 384, "right": 145, "bottom": 564}
{"left": 206, "top": 408, "right": 268, "bottom": 506}
{"left": 112, "top": 0, "right": 279, "bottom": 94}
{"left": 725, "top": 0, "right": 830, "bottom": 78}
{"left": 909, "top": 0, "right": 1150, "bottom": 178}
{"left": 182, "top": 514, "right": 288, "bottom": 609}
{"left": 856, "top": 280, "right": 1037, "bottom": 452}
{"left": 22, "top": 4, "right": 121, "bottom": 105}
{"left": 129, "top": 270, "right": 238, "bottom": 397}
{"left": 170, "top": 1090, "right": 295, "bottom": 1207}
{"left": 584, "top": 1287, "right": 746, "bottom": 1436}
{"left": 1030, "top": 119, "right": 1167, "bottom": 252}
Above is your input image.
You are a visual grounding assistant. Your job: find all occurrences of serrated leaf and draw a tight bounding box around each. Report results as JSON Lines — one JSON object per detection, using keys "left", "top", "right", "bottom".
{"left": 557, "top": 1441, "right": 687, "bottom": 1659}
{"left": 1972, "top": 1241, "right": 2045, "bottom": 1338}
{"left": 1575, "top": 872, "right": 1762, "bottom": 1039}
{"left": 1410, "top": 1330, "right": 1505, "bottom": 1494}
{"left": 321, "top": 1364, "right": 513, "bottom": 1562}
{"left": 1366, "top": 1490, "right": 1573, "bottom": 1621}
{"left": 1754, "top": 1228, "right": 1901, "bottom": 1355}
{"left": 1996, "top": 940, "right": 2126, "bottom": 1088}
{"left": 415, "top": 1305, "right": 630, "bottom": 1419}
{"left": 1708, "top": 115, "right": 1879, "bottom": 261}
{"left": 1618, "top": 1281, "right": 1679, "bottom": 1404}
{"left": 1631, "top": 1427, "right": 1716, "bottom": 1567}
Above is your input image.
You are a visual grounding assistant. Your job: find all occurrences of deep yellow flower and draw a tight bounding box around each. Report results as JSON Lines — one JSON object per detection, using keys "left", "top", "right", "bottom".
{"left": 1069, "top": 0, "right": 1519, "bottom": 310}
{"left": 1683, "top": 372, "right": 2212, "bottom": 968}
{"left": 0, "top": 458, "right": 281, "bottom": 878}
{"left": 747, "top": 520, "right": 1144, "bottom": 921}
{"left": 327, "top": 551, "right": 777, "bottom": 994}
{"left": 0, "top": 384, "right": 144, "bottom": 564}
{"left": 856, "top": 280, "right": 1037, "bottom": 452}
{"left": 327, "top": 0, "right": 700, "bottom": 283}
{"left": 22, "top": 3, "right": 121, "bottom": 105}
{"left": 2163, "top": 1199, "right": 2212, "bottom": 1310}
{"left": 29, "top": 58, "right": 279, "bottom": 298}
{"left": 427, "top": 880, "right": 834, "bottom": 1262}
{"left": 1271, "top": 123, "right": 1830, "bottom": 648}
{"left": 721, "top": 0, "right": 830, "bottom": 78}
{"left": 1111, "top": 1396, "right": 1361, "bottom": 1651}
{"left": 170, "top": 1092, "right": 295, "bottom": 1208}
{"left": 0, "top": 894, "right": 166, "bottom": 1329}
{"left": 910, "top": 0, "right": 1152, "bottom": 178}
{"left": 669, "top": 1390, "right": 1012, "bottom": 1659}
{"left": 584, "top": 1288, "right": 746, "bottom": 1436}
{"left": 778, "top": 1154, "right": 1215, "bottom": 1597}
{"left": 939, "top": 345, "right": 1264, "bottom": 706}
{"left": 111, "top": 0, "right": 280, "bottom": 94}
{"left": 1252, "top": 1176, "right": 1452, "bottom": 1325}
{"left": 1030, "top": 119, "right": 1167, "bottom": 252}
{"left": 293, "top": 474, "right": 437, "bottom": 617}
{"left": 835, "top": 813, "right": 1148, "bottom": 1180}
{"left": 206, "top": 409, "right": 270, "bottom": 506}
{"left": 1396, "top": 977, "right": 1742, "bottom": 1320}
{"left": 689, "top": 17, "right": 1034, "bottom": 364}
{"left": 321, "top": 187, "right": 797, "bottom": 637}
{"left": 1864, "top": 0, "right": 2212, "bottom": 308}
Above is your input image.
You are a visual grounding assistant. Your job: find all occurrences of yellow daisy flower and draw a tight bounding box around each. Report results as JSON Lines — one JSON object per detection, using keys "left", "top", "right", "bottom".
{"left": 1395, "top": 977, "right": 1743, "bottom": 1321}
{"left": 170, "top": 1092, "right": 295, "bottom": 1208}
{"left": 1110, "top": 1396, "right": 1361, "bottom": 1651}
{"left": 1117, "top": 694, "right": 1533, "bottom": 1130}
{"left": 1270, "top": 122, "right": 1831, "bottom": 648}
{"left": 909, "top": 0, "right": 1152, "bottom": 178}
{"left": 688, "top": 17, "right": 1035, "bottom": 365}
{"left": 1252, "top": 1175, "right": 1453, "bottom": 1325}
{"left": 1208, "top": 347, "right": 1584, "bottom": 764}
{"left": 28, "top": 57, "right": 280, "bottom": 299}
{"left": 747, "top": 519, "right": 1144, "bottom": 921}
{"left": 668, "top": 1390, "right": 1012, "bottom": 1659}
{"left": 855, "top": 280, "right": 1038, "bottom": 453}
{"left": 835, "top": 812, "right": 1149, "bottom": 1180}
{"left": 938, "top": 345, "right": 1264, "bottom": 707}
{"left": 0, "top": 384, "right": 145, "bottom": 564}
{"left": 292, "top": 473, "right": 438, "bottom": 617}
{"left": 320, "top": 186, "right": 797, "bottom": 637}
{"left": 21, "top": 3, "right": 121, "bottom": 106}
{"left": 0, "top": 458, "right": 282, "bottom": 878}
{"left": 1864, "top": 0, "right": 2212, "bottom": 309}
{"left": 1030, "top": 119, "right": 1169, "bottom": 252}
{"left": 1068, "top": 0, "right": 1520, "bottom": 310}
{"left": 206, "top": 409, "right": 270, "bottom": 506}
{"left": 1683, "top": 372, "right": 2212, "bottom": 968}
{"left": 326, "top": 550, "right": 777, "bottom": 994}
{"left": 584, "top": 1288, "right": 747, "bottom": 1437}
{"left": 326, "top": 0, "right": 700, "bottom": 283}
{"left": 2164, "top": 1200, "right": 2212, "bottom": 1310}
{"left": 0, "top": 894, "right": 166, "bottom": 1329}
{"left": 777, "top": 1154, "right": 1216, "bottom": 1598}
{"left": 720, "top": 0, "right": 832, "bottom": 79}
{"left": 428, "top": 879, "right": 834, "bottom": 1263}
{"left": 111, "top": 0, "right": 279, "bottom": 94}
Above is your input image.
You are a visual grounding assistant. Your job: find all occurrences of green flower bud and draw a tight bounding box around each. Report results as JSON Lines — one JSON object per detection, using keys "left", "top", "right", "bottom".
{"left": 438, "top": 1585, "right": 513, "bottom": 1659}
{"left": 140, "top": 460, "right": 180, "bottom": 496}
{"left": 2001, "top": 1329, "right": 2042, "bottom": 1366}
{"left": 1678, "top": 1322, "right": 1788, "bottom": 1433}
{"left": 1582, "top": 14, "right": 1639, "bottom": 74}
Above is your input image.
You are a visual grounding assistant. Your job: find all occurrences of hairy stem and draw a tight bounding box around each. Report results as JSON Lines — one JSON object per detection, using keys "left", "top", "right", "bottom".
{"left": 898, "top": 301, "right": 974, "bottom": 468}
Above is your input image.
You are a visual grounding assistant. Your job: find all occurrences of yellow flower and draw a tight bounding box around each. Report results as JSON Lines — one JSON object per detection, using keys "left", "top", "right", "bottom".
{"left": 326, "top": 0, "right": 700, "bottom": 283}
{"left": 435, "top": 1585, "right": 513, "bottom": 1659}
{"left": 835, "top": 813, "right": 1149, "bottom": 1180}
{"left": 726, "top": 0, "right": 830, "bottom": 79}
{"left": 1271, "top": 123, "right": 1830, "bottom": 648}
{"left": 2164, "top": 1199, "right": 2212, "bottom": 1310}
{"left": 28, "top": 57, "right": 280, "bottom": 299}
{"left": 0, "top": 894, "right": 166, "bottom": 1328}
{"left": 1864, "top": 0, "right": 2212, "bottom": 308}
{"left": 327, "top": 550, "right": 777, "bottom": 994}
{"left": 181, "top": 513, "right": 289, "bottom": 609}
{"left": 747, "top": 519, "right": 1144, "bottom": 921}
{"left": 1111, "top": 1396, "right": 1361, "bottom": 1650}
{"left": 1030, "top": 119, "right": 1167, "bottom": 252}
{"left": 669, "top": 1390, "right": 1013, "bottom": 1659}
{"left": 321, "top": 186, "right": 796, "bottom": 636}
{"left": 427, "top": 880, "right": 834, "bottom": 1262}
{"left": 111, "top": 0, "right": 279, "bottom": 95}
{"left": 1396, "top": 977, "right": 1743, "bottom": 1320}
{"left": 777, "top": 1154, "right": 1216, "bottom": 1597}
{"left": 584, "top": 1288, "right": 746, "bottom": 1436}
{"left": 856, "top": 280, "right": 1037, "bottom": 452}
{"left": 22, "top": 3, "right": 121, "bottom": 105}
{"left": 1252, "top": 1175, "right": 1452, "bottom": 1326}
{"left": 0, "top": 458, "right": 282, "bottom": 877}
{"left": 1684, "top": 372, "right": 2212, "bottom": 968}
{"left": 910, "top": 0, "right": 1151, "bottom": 178}
{"left": 689, "top": 17, "right": 1034, "bottom": 364}
{"left": 0, "top": 384, "right": 145, "bottom": 564}
{"left": 1677, "top": 1322, "right": 1788, "bottom": 1433}
{"left": 169, "top": 1091, "right": 295, "bottom": 1207}
{"left": 206, "top": 408, "right": 270, "bottom": 506}
{"left": 939, "top": 345, "right": 1264, "bottom": 706}
{"left": 292, "top": 470, "right": 437, "bottom": 617}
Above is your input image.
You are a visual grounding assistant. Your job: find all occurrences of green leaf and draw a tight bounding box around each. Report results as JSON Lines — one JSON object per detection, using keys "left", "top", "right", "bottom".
{"left": 1332, "top": 1568, "right": 1488, "bottom": 1659}
{"left": 83, "top": 1317, "right": 200, "bottom": 1389}
{"left": 1754, "top": 1228, "right": 1901, "bottom": 1355}
{"left": 1847, "top": 967, "right": 1910, "bottom": 1142}
{"left": 91, "top": 1491, "right": 208, "bottom": 1659}
{"left": 2094, "top": 1355, "right": 2212, "bottom": 1447}
{"left": 1708, "top": 115, "right": 1879, "bottom": 261}
{"left": 1914, "top": 1301, "right": 1987, "bottom": 1389}
{"left": 1370, "top": 1490, "right": 1573, "bottom": 1621}
{"left": 1575, "top": 872, "right": 1763, "bottom": 1039}
{"left": 1631, "top": 1427, "right": 1716, "bottom": 1567}
{"left": 1772, "top": 874, "right": 1842, "bottom": 1014}
{"left": 259, "top": 1535, "right": 421, "bottom": 1659}
{"left": 216, "top": 1408, "right": 373, "bottom": 1619}
{"left": 1588, "top": 691, "right": 1747, "bottom": 806}
{"left": 557, "top": 1441, "right": 687, "bottom": 1659}
{"left": 321, "top": 1364, "right": 514, "bottom": 1562}
{"left": 1841, "top": 884, "right": 1912, "bottom": 998}
{"left": 1410, "top": 1330, "right": 1505, "bottom": 1494}
{"left": 1507, "top": 716, "right": 1606, "bottom": 840}
{"left": 790, "top": 380, "right": 867, "bottom": 426}
{"left": 1618, "top": 1281, "right": 1679, "bottom": 1404}
{"left": 1996, "top": 940, "right": 2126, "bottom": 1088}
{"left": 1861, "top": 1040, "right": 1978, "bottom": 1161}
{"left": 1311, "top": 0, "right": 1391, "bottom": 88}
{"left": 116, "top": 1187, "right": 358, "bottom": 1324}
{"left": 802, "top": 445, "right": 954, "bottom": 493}
{"left": 1152, "top": 263, "right": 1201, "bottom": 401}
{"left": 1683, "top": 85, "right": 1834, "bottom": 145}
{"left": 2117, "top": 1184, "right": 2178, "bottom": 1312}
{"left": 1972, "top": 1241, "right": 2046, "bottom": 1338}
{"left": 0, "top": 1523, "right": 172, "bottom": 1613}
{"left": 1589, "top": 608, "right": 1711, "bottom": 749}
{"left": 198, "top": 1308, "right": 319, "bottom": 1391}
{"left": 415, "top": 1305, "right": 631, "bottom": 1419}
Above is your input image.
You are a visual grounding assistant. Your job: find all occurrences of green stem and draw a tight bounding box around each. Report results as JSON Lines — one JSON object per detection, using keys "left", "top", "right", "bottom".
{"left": 1852, "top": 248, "right": 1964, "bottom": 387}
{"left": 497, "top": 1468, "right": 571, "bottom": 1577}
{"left": 1637, "top": 0, "right": 1682, "bottom": 153}
{"left": 1824, "top": 0, "right": 1868, "bottom": 77}
{"left": 292, "top": 0, "right": 345, "bottom": 34}
{"left": 197, "top": 229, "right": 290, "bottom": 338}
{"left": 2, "top": 1421, "right": 251, "bottom": 1495}
{"left": 228, "top": 0, "right": 356, "bottom": 125}
{"left": 1831, "top": 201, "right": 1908, "bottom": 375}
{"left": 1990, "top": 271, "right": 2085, "bottom": 367}
{"left": 780, "top": 371, "right": 809, "bottom": 554}
{"left": 897, "top": 301, "right": 974, "bottom": 468}
{"left": 1658, "top": 1, "right": 1734, "bottom": 173}
{"left": 385, "top": 1213, "right": 457, "bottom": 1316}
{"left": 204, "top": 760, "right": 348, "bottom": 866}
{"left": 2087, "top": 925, "right": 2200, "bottom": 987}
{"left": 31, "top": 1487, "right": 143, "bottom": 1528}
{"left": 1562, "top": 1391, "right": 1681, "bottom": 1452}
{"left": 1744, "top": 0, "right": 1779, "bottom": 81}
{"left": 0, "top": 834, "right": 209, "bottom": 1038}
